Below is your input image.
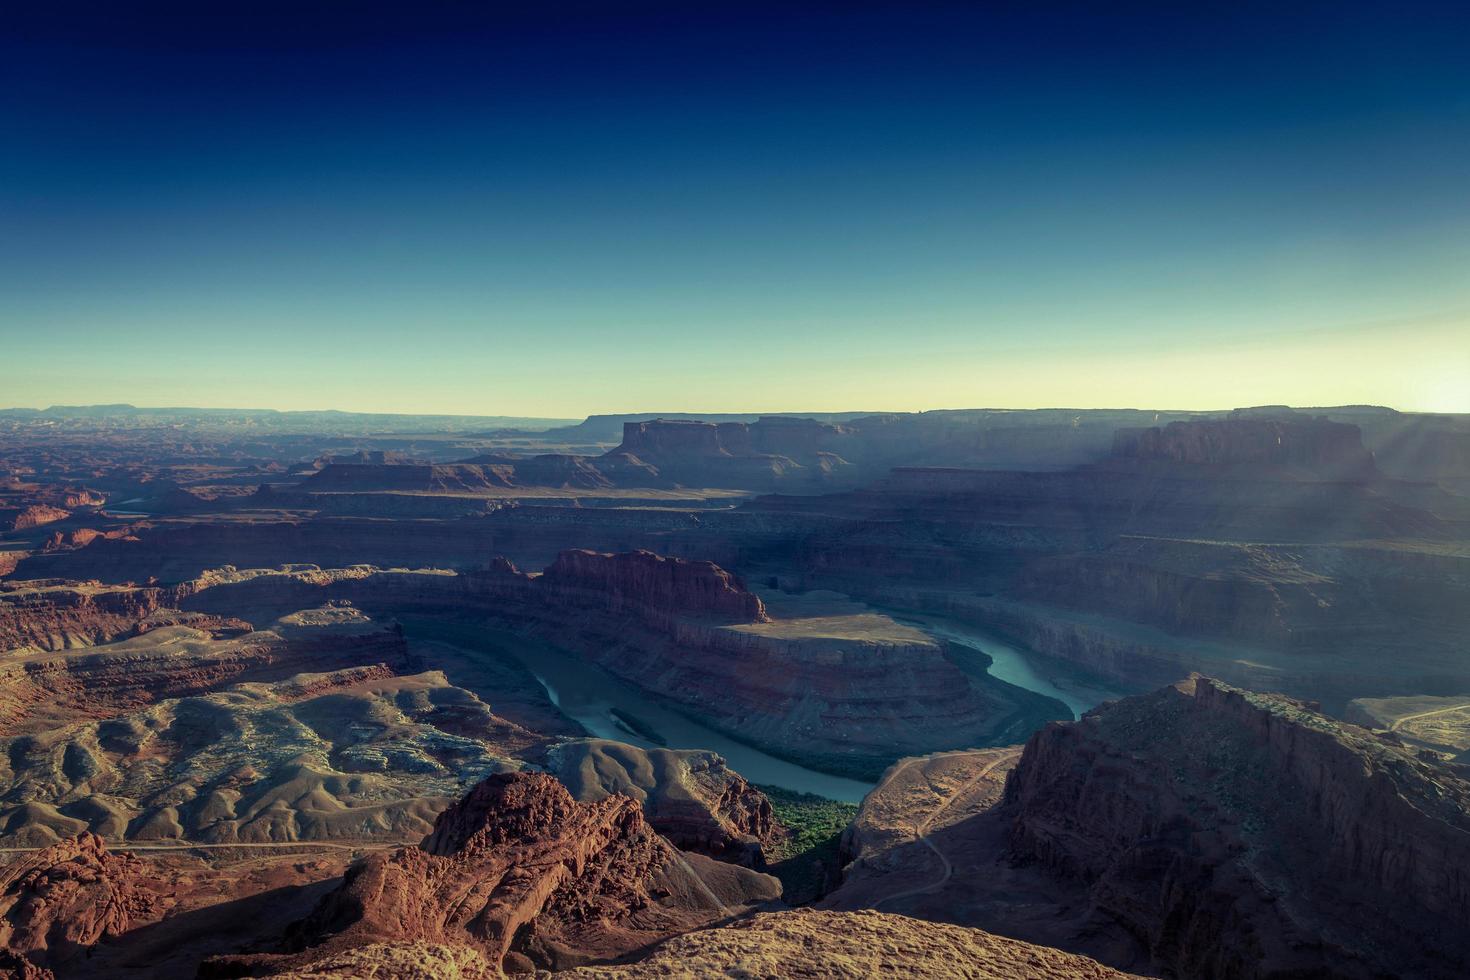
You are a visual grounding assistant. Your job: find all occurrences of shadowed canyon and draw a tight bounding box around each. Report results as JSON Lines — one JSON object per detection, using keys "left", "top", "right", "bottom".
{"left": 0, "top": 403, "right": 1465, "bottom": 977}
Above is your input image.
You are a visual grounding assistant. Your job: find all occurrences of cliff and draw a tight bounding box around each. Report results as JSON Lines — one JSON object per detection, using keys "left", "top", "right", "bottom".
{"left": 1111, "top": 415, "right": 1377, "bottom": 477}
{"left": 1004, "top": 676, "right": 1470, "bottom": 979}
{"left": 0, "top": 582, "right": 173, "bottom": 652}
{"left": 538, "top": 549, "right": 769, "bottom": 626}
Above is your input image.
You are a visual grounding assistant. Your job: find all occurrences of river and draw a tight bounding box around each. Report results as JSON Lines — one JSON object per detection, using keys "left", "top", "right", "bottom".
{"left": 904, "top": 617, "right": 1122, "bottom": 720}
{"left": 406, "top": 614, "right": 1116, "bottom": 805}
{"left": 408, "top": 621, "right": 876, "bottom": 803}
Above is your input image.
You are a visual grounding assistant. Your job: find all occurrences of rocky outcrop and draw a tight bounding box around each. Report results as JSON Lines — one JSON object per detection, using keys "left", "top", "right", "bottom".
{"left": 1004, "top": 676, "right": 1470, "bottom": 979}
{"left": 548, "top": 740, "right": 775, "bottom": 865}
{"left": 0, "top": 582, "right": 174, "bottom": 653}
{"left": 220, "top": 773, "right": 779, "bottom": 974}
{"left": 538, "top": 549, "right": 768, "bottom": 626}
{"left": 0, "top": 833, "right": 162, "bottom": 972}
{"left": 565, "top": 909, "right": 1144, "bottom": 979}
{"left": 0, "top": 507, "right": 71, "bottom": 533}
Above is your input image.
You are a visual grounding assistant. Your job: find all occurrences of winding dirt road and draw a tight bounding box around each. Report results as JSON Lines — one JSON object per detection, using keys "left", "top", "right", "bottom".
{"left": 875, "top": 749, "right": 1020, "bottom": 908}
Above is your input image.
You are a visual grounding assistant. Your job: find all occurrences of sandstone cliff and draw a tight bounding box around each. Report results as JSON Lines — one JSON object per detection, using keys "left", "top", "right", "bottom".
{"left": 1004, "top": 676, "right": 1470, "bottom": 979}
{"left": 537, "top": 549, "right": 769, "bottom": 626}
{"left": 1111, "top": 415, "right": 1377, "bottom": 477}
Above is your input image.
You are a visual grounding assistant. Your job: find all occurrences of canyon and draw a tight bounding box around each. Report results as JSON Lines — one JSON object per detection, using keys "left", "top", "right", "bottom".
{"left": 0, "top": 403, "right": 1466, "bottom": 977}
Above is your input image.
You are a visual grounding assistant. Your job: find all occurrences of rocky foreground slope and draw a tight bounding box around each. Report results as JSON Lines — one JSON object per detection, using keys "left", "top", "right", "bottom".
{"left": 830, "top": 676, "right": 1470, "bottom": 980}
{"left": 1005, "top": 676, "right": 1470, "bottom": 979}
{"left": 259, "top": 909, "right": 1145, "bottom": 979}
{"left": 211, "top": 772, "right": 780, "bottom": 976}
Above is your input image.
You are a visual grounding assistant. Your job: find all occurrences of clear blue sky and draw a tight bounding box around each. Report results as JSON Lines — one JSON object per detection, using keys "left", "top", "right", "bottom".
{"left": 3, "top": 2, "right": 1468, "bottom": 415}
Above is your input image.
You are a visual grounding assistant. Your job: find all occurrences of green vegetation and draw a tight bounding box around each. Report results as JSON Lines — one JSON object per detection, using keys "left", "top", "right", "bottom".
{"left": 757, "top": 785, "right": 860, "bottom": 905}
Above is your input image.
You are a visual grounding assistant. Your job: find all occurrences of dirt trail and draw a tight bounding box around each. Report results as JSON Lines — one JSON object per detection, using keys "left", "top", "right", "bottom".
{"left": 1389, "top": 702, "right": 1470, "bottom": 730}
{"left": 875, "top": 750, "right": 1019, "bottom": 908}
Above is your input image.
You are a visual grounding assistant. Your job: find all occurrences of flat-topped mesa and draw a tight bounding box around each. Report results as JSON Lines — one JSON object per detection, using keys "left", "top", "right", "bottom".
{"left": 1004, "top": 675, "right": 1470, "bottom": 979}
{"left": 1111, "top": 415, "right": 1378, "bottom": 476}
{"left": 612, "top": 416, "right": 848, "bottom": 459}
{"left": 612, "top": 419, "right": 740, "bottom": 457}
{"left": 1, "top": 505, "right": 72, "bottom": 532}
{"left": 225, "top": 772, "right": 778, "bottom": 975}
{"left": 539, "top": 549, "right": 769, "bottom": 626}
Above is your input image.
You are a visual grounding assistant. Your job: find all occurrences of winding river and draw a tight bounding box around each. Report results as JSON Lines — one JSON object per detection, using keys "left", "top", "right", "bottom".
{"left": 407, "top": 613, "right": 1116, "bottom": 805}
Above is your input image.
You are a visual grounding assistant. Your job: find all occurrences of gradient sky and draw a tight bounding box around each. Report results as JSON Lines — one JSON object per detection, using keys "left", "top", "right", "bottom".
{"left": 3, "top": 2, "right": 1468, "bottom": 416}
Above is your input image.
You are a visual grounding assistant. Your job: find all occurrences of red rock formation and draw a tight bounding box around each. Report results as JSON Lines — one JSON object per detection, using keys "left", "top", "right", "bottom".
{"left": 0, "top": 833, "right": 161, "bottom": 972}
{"left": 0, "top": 581, "right": 173, "bottom": 652}
{"left": 1004, "top": 676, "right": 1470, "bottom": 979}
{"left": 538, "top": 549, "right": 768, "bottom": 626}
{"left": 0, "top": 508, "right": 70, "bottom": 533}
{"left": 220, "top": 773, "right": 778, "bottom": 974}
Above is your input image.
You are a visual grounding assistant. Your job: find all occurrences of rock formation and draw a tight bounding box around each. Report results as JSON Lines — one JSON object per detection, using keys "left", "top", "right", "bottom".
{"left": 0, "top": 607, "right": 410, "bottom": 736}
{"left": 218, "top": 772, "right": 779, "bottom": 974}
{"left": 537, "top": 548, "right": 769, "bottom": 626}
{"left": 0, "top": 833, "right": 163, "bottom": 973}
{"left": 1004, "top": 676, "right": 1470, "bottom": 979}
{"left": 548, "top": 739, "right": 776, "bottom": 865}
{"left": 1111, "top": 414, "right": 1378, "bottom": 476}
{"left": 564, "top": 909, "right": 1144, "bottom": 979}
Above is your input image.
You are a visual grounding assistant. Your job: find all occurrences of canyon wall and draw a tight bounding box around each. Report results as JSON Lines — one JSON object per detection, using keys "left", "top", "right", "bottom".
{"left": 1004, "top": 676, "right": 1470, "bottom": 979}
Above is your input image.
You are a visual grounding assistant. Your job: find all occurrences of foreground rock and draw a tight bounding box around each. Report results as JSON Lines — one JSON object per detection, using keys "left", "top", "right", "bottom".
{"left": 565, "top": 909, "right": 1142, "bottom": 979}
{"left": 1005, "top": 676, "right": 1470, "bottom": 979}
{"left": 234, "top": 910, "right": 1142, "bottom": 980}
{"left": 827, "top": 677, "right": 1470, "bottom": 979}
{"left": 215, "top": 772, "right": 779, "bottom": 975}
{"left": 0, "top": 833, "right": 163, "bottom": 974}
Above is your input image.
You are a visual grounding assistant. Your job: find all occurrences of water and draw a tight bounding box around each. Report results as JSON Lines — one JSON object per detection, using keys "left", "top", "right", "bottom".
{"left": 419, "top": 624, "right": 875, "bottom": 803}
{"left": 906, "top": 617, "right": 1118, "bottom": 720}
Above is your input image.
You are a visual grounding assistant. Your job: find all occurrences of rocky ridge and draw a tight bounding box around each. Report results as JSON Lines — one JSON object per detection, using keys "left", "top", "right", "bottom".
{"left": 217, "top": 772, "right": 779, "bottom": 975}
{"left": 1004, "top": 675, "right": 1470, "bottom": 979}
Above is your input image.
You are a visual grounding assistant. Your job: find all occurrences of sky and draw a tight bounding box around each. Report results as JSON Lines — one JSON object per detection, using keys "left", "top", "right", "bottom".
{"left": 3, "top": 1, "right": 1468, "bottom": 417}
